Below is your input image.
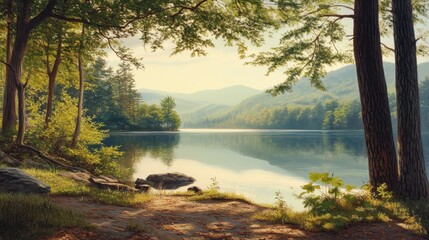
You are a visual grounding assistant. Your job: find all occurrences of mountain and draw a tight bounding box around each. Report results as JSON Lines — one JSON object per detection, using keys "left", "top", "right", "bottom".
{"left": 183, "top": 61, "right": 429, "bottom": 128}
{"left": 139, "top": 85, "right": 261, "bottom": 115}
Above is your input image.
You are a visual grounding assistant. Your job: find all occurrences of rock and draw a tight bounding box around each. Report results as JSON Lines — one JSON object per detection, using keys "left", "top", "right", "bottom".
{"left": 146, "top": 172, "right": 195, "bottom": 190}
{"left": 0, "top": 167, "right": 50, "bottom": 194}
{"left": 187, "top": 186, "right": 202, "bottom": 194}
{"left": 59, "top": 171, "right": 92, "bottom": 185}
{"left": 135, "top": 184, "right": 152, "bottom": 193}
{"left": 135, "top": 178, "right": 152, "bottom": 185}
{"left": 89, "top": 177, "right": 137, "bottom": 192}
{"left": 99, "top": 175, "right": 121, "bottom": 183}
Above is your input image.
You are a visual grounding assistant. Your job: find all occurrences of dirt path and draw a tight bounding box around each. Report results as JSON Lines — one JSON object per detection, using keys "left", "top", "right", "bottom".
{"left": 49, "top": 196, "right": 424, "bottom": 240}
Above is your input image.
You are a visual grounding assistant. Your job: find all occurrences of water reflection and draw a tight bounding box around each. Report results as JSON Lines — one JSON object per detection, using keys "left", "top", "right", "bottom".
{"left": 106, "top": 133, "right": 180, "bottom": 168}
{"left": 105, "top": 130, "right": 429, "bottom": 207}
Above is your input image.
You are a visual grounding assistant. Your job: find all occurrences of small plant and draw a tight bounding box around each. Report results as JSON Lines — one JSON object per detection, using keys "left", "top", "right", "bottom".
{"left": 208, "top": 177, "right": 220, "bottom": 191}
{"left": 274, "top": 191, "right": 287, "bottom": 211}
{"left": 298, "top": 172, "right": 357, "bottom": 215}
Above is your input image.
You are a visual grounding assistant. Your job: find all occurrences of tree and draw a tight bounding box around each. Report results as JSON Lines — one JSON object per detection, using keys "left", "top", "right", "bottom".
{"left": 252, "top": 1, "right": 398, "bottom": 190}
{"left": 392, "top": 0, "right": 429, "bottom": 199}
{"left": 2, "top": 0, "right": 275, "bottom": 144}
{"left": 160, "top": 96, "right": 181, "bottom": 131}
{"left": 71, "top": 24, "right": 85, "bottom": 148}
{"left": 1, "top": 0, "right": 14, "bottom": 136}
{"left": 41, "top": 21, "right": 65, "bottom": 129}
{"left": 84, "top": 57, "right": 131, "bottom": 130}
{"left": 110, "top": 61, "right": 140, "bottom": 124}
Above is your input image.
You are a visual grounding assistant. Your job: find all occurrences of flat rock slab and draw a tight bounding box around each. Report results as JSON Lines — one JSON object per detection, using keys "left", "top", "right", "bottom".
{"left": 89, "top": 177, "right": 137, "bottom": 192}
{"left": 145, "top": 172, "right": 195, "bottom": 190}
{"left": 0, "top": 167, "right": 50, "bottom": 194}
{"left": 59, "top": 171, "right": 92, "bottom": 185}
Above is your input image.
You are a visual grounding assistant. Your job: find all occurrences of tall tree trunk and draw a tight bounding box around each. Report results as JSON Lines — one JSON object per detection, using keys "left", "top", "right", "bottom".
{"left": 353, "top": 0, "right": 398, "bottom": 191}
{"left": 2, "top": 0, "right": 57, "bottom": 140}
{"left": 2, "top": 0, "right": 16, "bottom": 137}
{"left": 71, "top": 25, "right": 85, "bottom": 148}
{"left": 45, "top": 30, "right": 63, "bottom": 129}
{"left": 392, "top": 0, "right": 429, "bottom": 200}
{"left": 16, "top": 83, "right": 26, "bottom": 145}
{"left": 8, "top": 1, "right": 32, "bottom": 144}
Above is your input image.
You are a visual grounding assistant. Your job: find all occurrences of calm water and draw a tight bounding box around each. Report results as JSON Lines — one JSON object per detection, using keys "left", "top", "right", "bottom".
{"left": 105, "top": 129, "right": 429, "bottom": 209}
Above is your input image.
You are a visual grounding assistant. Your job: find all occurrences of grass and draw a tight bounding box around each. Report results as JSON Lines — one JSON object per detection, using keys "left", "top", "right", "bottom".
{"left": 188, "top": 189, "right": 252, "bottom": 203}
{"left": 24, "top": 168, "right": 91, "bottom": 196}
{"left": 0, "top": 193, "right": 87, "bottom": 240}
{"left": 24, "top": 168, "right": 152, "bottom": 207}
{"left": 83, "top": 188, "right": 152, "bottom": 207}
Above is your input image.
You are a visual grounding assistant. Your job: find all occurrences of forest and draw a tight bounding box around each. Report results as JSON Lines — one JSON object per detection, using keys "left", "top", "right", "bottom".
{"left": 1, "top": 0, "right": 429, "bottom": 239}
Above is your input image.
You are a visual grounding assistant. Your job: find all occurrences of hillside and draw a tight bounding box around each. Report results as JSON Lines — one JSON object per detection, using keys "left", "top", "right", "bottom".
{"left": 139, "top": 85, "right": 261, "bottom": 115}
{"left": 183, "top": 62, "right": 429, "bottom": 128}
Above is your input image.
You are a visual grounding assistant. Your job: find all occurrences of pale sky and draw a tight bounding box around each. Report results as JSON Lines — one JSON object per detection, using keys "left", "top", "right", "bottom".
{"left": 105, "top": 24, "right": 429, "bottom": 94}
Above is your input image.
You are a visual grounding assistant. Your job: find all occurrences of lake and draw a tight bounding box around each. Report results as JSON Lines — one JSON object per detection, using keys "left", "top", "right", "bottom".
{"left": 105, "top": 129, "right": 429, "bottom": 209}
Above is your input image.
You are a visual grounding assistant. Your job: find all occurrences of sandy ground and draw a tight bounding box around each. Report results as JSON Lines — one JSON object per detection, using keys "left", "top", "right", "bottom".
{"left": 48, "top": 196, "right": 425, "bottom": 240}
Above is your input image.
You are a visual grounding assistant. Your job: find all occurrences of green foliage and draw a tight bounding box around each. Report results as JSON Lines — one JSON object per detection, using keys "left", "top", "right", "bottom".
{"left": 85, "top": 58, "right": 181, "bottom": 131}
{"left": 187, "top": 98, "right": 363, "bottom": 130}
{"left": 250, "top": 1, "right": 353, "bottom": 95}
{"left": 27, "top": 94, "right": 106, "bottom": 151}
{"left": 26, "top": 94, "right": 130, "bottom": 178}
{"left": 160, "top": 96, "right": 181, "bottom": 130}
{"left": 0, "top": 193, "right": 86, "bottom": 240}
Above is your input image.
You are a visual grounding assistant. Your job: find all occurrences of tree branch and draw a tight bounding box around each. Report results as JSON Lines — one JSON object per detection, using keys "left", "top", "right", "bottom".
{"left": 381, "top": 42, "right": 395, "bottom": 52}
{"left": 322, "top": 14, "right": 355, "bottom": 19}
{"left": 0, "top": 59, "right": 16, "bottom": 82}
{"left": 29, "top": 0, "right": 58, "bottom": 29}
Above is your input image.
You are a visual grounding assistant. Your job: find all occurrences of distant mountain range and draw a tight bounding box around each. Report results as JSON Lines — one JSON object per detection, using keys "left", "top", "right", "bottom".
{"left": 139, "top": 62, "right": 429, "bottom": 128}
{"left": 138, "top": 85, "right": 261, "bottom": 115}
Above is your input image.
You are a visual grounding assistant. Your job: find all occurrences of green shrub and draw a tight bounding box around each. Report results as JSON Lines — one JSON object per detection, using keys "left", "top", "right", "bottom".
{"left": 26, "top": 95, "right": 130, "bottom": 179}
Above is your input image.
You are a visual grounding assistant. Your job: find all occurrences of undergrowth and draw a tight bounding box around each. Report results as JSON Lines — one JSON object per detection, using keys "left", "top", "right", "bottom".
{"left": 255, "top": 172, "right": 428, "bottom": 236}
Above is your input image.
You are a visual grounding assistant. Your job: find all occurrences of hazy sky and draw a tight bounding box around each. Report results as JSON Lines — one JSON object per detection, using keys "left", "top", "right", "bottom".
{"left": 105, "top": 27, "right": 429, "bottom": 94}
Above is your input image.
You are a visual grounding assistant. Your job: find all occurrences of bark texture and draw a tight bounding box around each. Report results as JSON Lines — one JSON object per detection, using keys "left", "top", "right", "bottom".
{"left": 71, "top": 25, "right": 85, "bottom": 148}
{"left": 2, "top": 0, "right": 16, "bottom": 136}
{"left": 353, "top": 0, "right": 398, "bottom": 190}
{"left": 9, "top": 1, "right": 32, "bottom": 144}
{"left": 45, "top": 31, "right": 63, "bottom": 129}
{"left": 392, "top": 0, "right": 429, "bottom": 200}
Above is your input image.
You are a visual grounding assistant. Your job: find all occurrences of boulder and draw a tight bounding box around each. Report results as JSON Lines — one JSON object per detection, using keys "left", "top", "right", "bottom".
{"left": 145, "top": 172, "right": 195, "bottom": 190}
{"left": 187, "top": 186, "right": 203, "bottom": 194}
{"left": 0, "top": 168, "right": 50, "bottom": 194}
